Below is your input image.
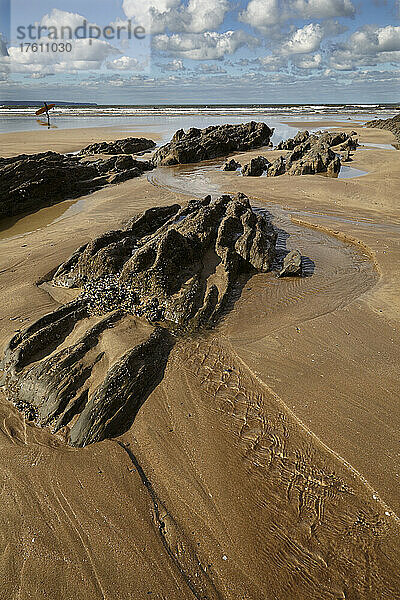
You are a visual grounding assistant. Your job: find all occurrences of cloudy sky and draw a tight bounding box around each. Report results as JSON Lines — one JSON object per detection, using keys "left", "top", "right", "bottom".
{"left": 0, "top": 0, "right": 399, "bottom": 103}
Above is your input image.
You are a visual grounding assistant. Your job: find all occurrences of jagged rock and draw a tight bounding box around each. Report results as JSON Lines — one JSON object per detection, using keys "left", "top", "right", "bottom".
{"left": 79, "top": 137, "right": 156, "bottom": 156}
{"left": 278, "top": 250, "right": 302, "bottom": 277}
{"left": 152, "top": 122, "right": 274, "bottom": 166}
{"left": 65, "top": 193, "right": 277, "bottom": 327}
{"left": 287, "top": 146, "right": 341, "bottom": 176}
{"left": 365, "top": 113, "right": 400, "bottom": 142}
{"left": 267, "top": 156, "right": 286, "bottom": 177}
{"left": 223, "top": 158, "right": 241, "bottom": 171}
{"left": 339, "top": 137, "right": 358, "bottom": 151}
{"left": 53, "top": 204, "right": 181, "bottom": 288}
{"left": 341, "top": 150, "right": 352, "bottom": 162}
{"left": 277, "top": 130, "right": 310, "bottom": 150}
{"left": 317, "top": 131, "right": 350, "bottom": 148}
{"left": 0, "top": 151, "right": 154, "bottom": 218}
{"left": 242, "top": 156, "right": 270, "bottom": 177}
{"left": 239, "top": 129, "right": 348, "bottom": 179}
{"left": 1, "top": 194, "right": 277, "bottom": 447}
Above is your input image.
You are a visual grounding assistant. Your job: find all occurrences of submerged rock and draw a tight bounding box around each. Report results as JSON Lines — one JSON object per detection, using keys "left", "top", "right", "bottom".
{"left": 277, "top": 250, "right": 302, "bottom": 277}
{"left": 79, "top": 137, "right": 156, "bottom": 155}
{"left": 223, "top": 158, "right": 241, "bottom": 171}
{"left": 152, "top": 122, "right": 274, "bottom": 166}
{"left": 1, "top": 194, "right": 277, "bottom": 447}
{"left": 0, "top": 151, "right": 154, "bottom": 218}
{"left": 242, "top": 156, "right": 270, "bottom": 177}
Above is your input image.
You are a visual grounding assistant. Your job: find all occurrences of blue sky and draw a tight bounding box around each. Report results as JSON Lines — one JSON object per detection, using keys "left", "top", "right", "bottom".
{"left": 0, "top": 0, "right": 399, "bottom": 103}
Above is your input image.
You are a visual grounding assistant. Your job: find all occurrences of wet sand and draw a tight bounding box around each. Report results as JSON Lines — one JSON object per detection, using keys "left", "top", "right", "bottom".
{"left": 0, "top": 122, "right": 399, "bottom": 599}
{"left": 0, "top": 126, "right": 162, "bottom": 158}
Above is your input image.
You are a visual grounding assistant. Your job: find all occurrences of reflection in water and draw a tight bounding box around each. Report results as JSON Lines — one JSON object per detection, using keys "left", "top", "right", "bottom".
{"left": 360, "top": 142, "right": 398, "bottom": 151}
{"left": 0, "top": 198, "right": 83, "bottom": 241}
{"left": 338, "top": 165, "right": 368, "bottom": 179}
{"left": 0, "top": 111, "right": 387, "bottom": 243}
{"left": 147, "top": 162, "right": 221, "bottom": 197}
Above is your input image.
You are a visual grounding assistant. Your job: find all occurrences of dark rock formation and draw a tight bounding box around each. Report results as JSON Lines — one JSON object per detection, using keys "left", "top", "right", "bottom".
{"left": 266, "top": 130, "right": 353, "bottom": 177}
{"left": 267, "top": 156, "right": 286, "bottom": 177}
{"left": 339, "top": 137, "right": 358, "bottom": 151}
{"left": 152, "top": 122, "right": 274, "bottom": 166}
{"left": 286, "top": 146, "right": 341, "bottom": 176}
{"left": 317, "top": 131, "right": 352, "bottom": 148}
{"left": 277, "top": 130, "right": 310, "bottom": 150}
{"left": 278, "top": 250, "right": 302, "bottom": 277}
{"left": 242, "top": 156, "right": 270, "bottom": 177}
{"left": 223, "top": 158, "right": 241, "bottom": 171}
{"left": 1, "top": 194, "right": 277, "bottom": 447}
{"left": 341, "top": 150, "right": 352, "bottom": 163}
{"left": 79, "top": 137, "right": 156, "bottom": 156}
{"left": 0, "top": 151, "right": 154, "bottom": 219}
{"left": 365, "top": 113, "right": 400, "bottom": 143}
{"left": 54, "top": 193, "right": 277, "bottom": 327}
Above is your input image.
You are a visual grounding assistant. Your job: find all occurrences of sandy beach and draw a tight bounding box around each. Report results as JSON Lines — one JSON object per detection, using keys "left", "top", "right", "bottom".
{"left": 0, "top": 120, "right": 399, "bottom": 599}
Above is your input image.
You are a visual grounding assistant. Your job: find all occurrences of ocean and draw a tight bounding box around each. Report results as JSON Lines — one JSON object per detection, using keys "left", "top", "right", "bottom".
{"left": 0, "top": 104, "right": 397, "bottom": 141}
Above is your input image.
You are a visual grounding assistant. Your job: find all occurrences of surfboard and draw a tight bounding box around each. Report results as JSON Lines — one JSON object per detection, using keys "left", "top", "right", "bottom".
{"left": 35, "top": 103, "right": 55, "bottom": 116}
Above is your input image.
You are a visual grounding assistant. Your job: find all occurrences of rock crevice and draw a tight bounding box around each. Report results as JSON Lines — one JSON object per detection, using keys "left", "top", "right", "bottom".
{"left": 1, "top": 194, "right": 277, "bottom": 447}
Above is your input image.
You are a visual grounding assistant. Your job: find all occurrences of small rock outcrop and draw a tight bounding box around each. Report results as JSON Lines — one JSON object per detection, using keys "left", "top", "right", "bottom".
{"left": 0, "top": 151, "right": 154, "bottom": 218}
{"left": 286, "top": 146, "right": 341, "bottom": 177}
{"left": 339, "top": 137, "right": 358, "bottom": 151}
{"left": 152, "top": 122, "right": 274, "bottom": 166}
{"left": 341, "top": 150, "right": 352, "bottom": 163}
{"left": 365, "top": 113, "right": 400, "bottom": 143}
{"left": 79, "top": 137, "right": 156, "bottom": 156}
{"left": 277, "top": 250, "right": 302, "bottom": 277}
{"left": 277, "top": 130, "right": 310, "bottom": 150}
{"left": 223, "top": 158, "right": 241, "bottom": 171}
{"left": 242, "top": 156, "right": 270, "bottom": 177}
{"left": 236, "top": 131, "right": 346, "bottom": 178}
{"left": 268, "top": 156, "right": 286, "bottom": 177}
{"left": 1, "top": 194, "right": 277, "bottom": 447}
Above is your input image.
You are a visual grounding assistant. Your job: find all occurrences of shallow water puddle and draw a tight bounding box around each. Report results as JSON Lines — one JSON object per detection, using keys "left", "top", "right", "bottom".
{"left": 337, "top": 165, "right": 368, "bottom": 179}
{"left": 0, "top": 198, "right": 83, "bottom": 242}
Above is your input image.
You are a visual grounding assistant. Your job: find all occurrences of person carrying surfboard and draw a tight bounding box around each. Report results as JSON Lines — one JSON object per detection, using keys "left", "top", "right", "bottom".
{"left": 35, "top": 102, "right": 55, "bottom": 128}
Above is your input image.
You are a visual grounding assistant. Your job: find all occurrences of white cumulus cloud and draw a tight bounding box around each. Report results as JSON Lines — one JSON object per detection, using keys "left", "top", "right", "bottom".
{"left": 106, "top": 55, "right": 146, "bottom": 70}
{"left": 160, "top": 58, "right": 186, "bottom": 70}
{"left": 8, "top": 38, "right": 120, "bottom": 74}
{"left": 330, "top": 24, "right": 400, "bottom": 69}
{"left": 293, "top": 52, "right": 322, "bottom": 68}
{"left": 153, "top": 30, "right": 258, "bottom": 60}
{"left": 240, "top": 0, "right": 355, "bottom": 32}
{"left": 281, "top": 23, "right": 323, "bottom": 54}
{"left": 122, "top": 0, "right": 229, "bottom": 34}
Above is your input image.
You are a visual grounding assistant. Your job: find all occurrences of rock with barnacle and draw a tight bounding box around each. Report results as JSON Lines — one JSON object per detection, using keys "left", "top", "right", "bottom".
{"left": 1, "top": 193, "right": 277, "bottom": 448}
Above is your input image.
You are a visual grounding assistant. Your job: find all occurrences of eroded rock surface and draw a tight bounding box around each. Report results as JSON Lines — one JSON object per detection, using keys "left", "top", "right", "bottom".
{"left": 223, "top": 158, "right": 241, "bottom": 171}
{"left": 242, "top": 156, "right": 270, "bottom": 177}
{"left": 365, "top": 113, "right": 400, "bottom": 142}
{"left": 1, "top": 194, "right": 277, "bottom": 447}
{"left": 238, "top": 129, "right": 355, "bottom": 178}
{"left": 79, "top": 137, "right": 156, "bottom": 156}
{"left": 286, "top": 146, "right": 341, "bottom": 176}
{"left": 0, "top": 151, "right": 154, "bottom": 218}
{"left": 277, "top": 130, "right": 311, "bottom": 150}
{"left": 278, "top": 249, "right": 302, "bottom": 277}
{"left": 152, "top": 122, "right": 274, "bottom": 166}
